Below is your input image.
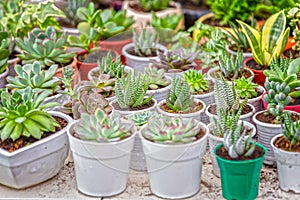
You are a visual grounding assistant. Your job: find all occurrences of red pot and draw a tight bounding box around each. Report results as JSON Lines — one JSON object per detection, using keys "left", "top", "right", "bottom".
{"left": 285, "top": 37, "right": 296, "bottom": 50}
{"left": 262, "top": 93, "right": 300, "bottom": 113}
{"left": 194, "top": 60, "right": 210, "bottom": 74}
{"left": 98, "top": 37, "right": 132, "bottom": 55}
{"left": 244, "top": 57, "right": 266, "bottom": 87}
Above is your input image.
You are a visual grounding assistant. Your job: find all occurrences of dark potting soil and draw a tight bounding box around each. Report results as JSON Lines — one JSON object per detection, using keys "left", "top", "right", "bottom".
{"left": 255, "top": 111, "right": 299, "bottom": 124}
{"left": 283, "top": 48, "right": 300, "bottom": 59}
{"left": 128, "top": 2, "right": 175, "bottom": 12}
{"left": 0, "top": 116, "right": 68, "bottom": 152}
{"left": 246, "top": 59, "right": 269, "bottom": 71}
{"left": 192, "top": 80, "right": 214, "bottom": 95}
{"left": 211, "top": 69, "right": 253, "bottom": 81}
{"left": 289, "top": 97, "right": 300, "bottom": 106}
{"left": 228, "top": 44, "right": 252, "bottom": 54}
{"left": 78, "top": 50, "right": 117, "bottom": 63}
{"left": 216, "top": 145, "right": 265, "bottom": 161}
{"left": 202, "top": 17, "right": 230, "bottom": 28}
{"left": 112, "top": 99, "right": 155, "bottom": 111}
{"left": 208, "top": 104, "right": 253, "bottom": 116}
{"left": 274, "top": 135, "right": 300, "bottom": 152}
{"left": 160, "top": 101, "right": 204, "bottom": 114}
{"left": 126, "top": 46, "right": 161, "bottom": 57}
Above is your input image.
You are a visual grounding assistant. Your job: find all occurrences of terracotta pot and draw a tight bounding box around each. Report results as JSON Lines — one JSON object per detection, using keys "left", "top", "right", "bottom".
{"left": 55, "top": 57, "right": 79, "bottom": 87}
{"left": 194, "top": 60, "right": 210, "bottom": 74}
{"left": 262, "top": 93, "right": 300, "bottom": 114}
{"left": 76, "top": 49, "right": 119, "bottom": 80}
{"left": 244, "top": 57, "right": 266, "bottom": 86}
{"left": 98, "top": 37, "right": 132, "bottom": 55}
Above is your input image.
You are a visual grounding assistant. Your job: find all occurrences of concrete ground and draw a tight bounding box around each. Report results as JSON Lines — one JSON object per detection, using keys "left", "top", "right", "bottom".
{"left": 0, "top": 153, "right": 299, "bottom": 200}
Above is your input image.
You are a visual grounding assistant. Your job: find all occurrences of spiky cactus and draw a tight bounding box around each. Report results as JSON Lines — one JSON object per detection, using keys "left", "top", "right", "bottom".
{"left": 6, "top": 61, "right": 59, "bottom": 94}
{"left": 144, "top": 67, "right": 171, "bottom": 90}
{"left": 218, "top": 50, "right": 243, "bottom": 80}
{"left": 233, "top": 77, "right": 258, "bottom": 99}
{"left": 183, "top": 69, "right": 209, "bottom": 94}
{"left": 133, "top": 28, "right": 158, "bottom": 57}
{"left": 142, "top": 115, "right": 200, "bottom": 144}
{"left": 282, "top": 112, "right": 300, "bottom": 149}
{"left": 16, "top": 26, "right": 76, "bottom": 68}
{"left": 223, "top": 120, "right": 256, "bottom": 159}
{"left": 74, "top": 109, "right": 134, "bottom": 142}
{"left": 115, "top": 71, "right": 153, "bottom": 109}
{"left": 166, "top": 77, "right": 194, "bottom": 112}
{"left": 72, "top": 91, "right": 113, "bottom": 120}
{"left": 150, "top": 49, "right": 198, "bottom": 72}
{"left": 97, "top": 52, "right": 125, "bottom": 78}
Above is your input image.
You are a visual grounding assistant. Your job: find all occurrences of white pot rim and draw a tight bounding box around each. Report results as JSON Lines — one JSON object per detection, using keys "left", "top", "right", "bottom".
{"left": 146, "top": 76, "right": 172, "bottom": 95}
{"left": 0, "top": 111, "right": 73, "bottom": 157}
{"left": 67, "top": 120, "right": 137, "bottom": 146}
{"left": 192, "top": 79, "right": 215, "bottom": 99}
{"left": 124, "top": 1, "right": 181, "bottom": 15}
{"left": 140, "top": 121, "right": 208, "bottom": 148}
{"left": 271, "top": 134, "right": 300, "bottom": 156}
{"left": 240, "top": 85, "right": 265, "bottom": 103}
{"left": 0, "top": 67, "right": 9, "bottom": 78}
{"left": 156, "top": 99, "right": 206, "bottom": 117}
{"left": 207, "top": 67, "right": 254, "bottom": 83}
{"left": 122, "top": 43, "right": 167, "bottom": 62}
{"left": 225, "top": 45, "right": 253, "bottom": 57}
{"left": 110, "top": 97, "right": 158, "bottom": 114}
{"left": 87, "top": 65, "right": 133, "bottom": 81}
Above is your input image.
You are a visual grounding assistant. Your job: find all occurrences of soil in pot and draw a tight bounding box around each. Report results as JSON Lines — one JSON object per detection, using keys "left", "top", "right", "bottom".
{"left": 273, "top": 136, "right": 300, "bottom": 152}
{"left": 112, "top": 99, "right": 155, "bottom": 111}
{"left": 77, "top": 50, "right": 117, "bottom": 63}
{"left": 0, "top": 116, "right": 68, "bottom": 152}
{"left": 216, "top": 145, "right": 265, "bottom": 161}
{"left": 283, "top": 48, "right": 300, "bottom": 59}
{"left": 208, "top": 104, "right": 253, "bottom": 115}
{"left": 255, "top": 112, "right": 299, "bottom": 124}
{"left": 246, "top": 59, "right": 269, "bottom": 71}
{"left": 228, "top": 44, "right": 252, "bottom": 54}
{"left": 210, "top": 69, "right": 253, "bottom": 81}
{"left": 126, "top": 46, "right": 162, "bottom": 57}
{"left": 128, "top": 1, "right": 176, "bottom": 12}
{"left": 160, "top": 101, "right": 203, "bottom": 114}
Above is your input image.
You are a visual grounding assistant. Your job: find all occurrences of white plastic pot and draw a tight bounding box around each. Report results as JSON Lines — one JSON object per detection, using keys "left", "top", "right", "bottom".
{"left": 0, "top": 68, "right": 9, "bottom": 88}
{"left": 146, "top": 76, "right": 172, "bottom": 102}
{"left": 140, "top": 121, "right": 208, "bottom": 199}
{"left": 205, "top": 103, "right": 255, "bottom": 124}
{"left": 87, "top": 66, "right": 134, "bottom": 81}
{"left": 244, "top": 85, "right": 265, "bottom": 113}
{"left": 156, "top": 99, "right": 206, "bottom": 121}
{"left": 67, "top": 122, "right": 136, "bottom": 197}
{"left": 271, "top": 134, "right": 300, "bottom": 193}
{"left": 43, "top": 93, "right": 71, "bottom": 111}
{"left": 225, "top": 45, "right": 253, "bottom": 64}
{"left": 0, "top": 111, "right": 72, "bottom": 189}
{"left": 207, "top": 67, "right": 254, "bottom": 83}
{"left": 207, "top": 121, "right": 256, "bottom": 177}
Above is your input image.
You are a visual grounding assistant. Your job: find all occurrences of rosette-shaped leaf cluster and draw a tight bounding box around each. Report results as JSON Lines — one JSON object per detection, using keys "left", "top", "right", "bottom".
{"left": 183, "top": 69, "right": 209, "bottom": 94}
{"left": 144, "top": 67, "right": 171, "bottom": 90}
{"left": 234, "top": 77, "right": 258, "bottom": 99}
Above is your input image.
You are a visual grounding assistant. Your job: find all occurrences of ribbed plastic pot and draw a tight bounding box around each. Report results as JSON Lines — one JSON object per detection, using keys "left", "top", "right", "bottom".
{"left": 215, "top": 143, "right": 266, "bottom": 200}
{"left": 140, "top": 121, "right": 208, "bottom": 199}
{"left": 245, "top": 85, "right": 265, "bottom": 113}
{"left": 193, "top": 88, "right": 215, "bottom": 125}
{"left": 271, "top": 134, "right": 300, "bottom": 193}
{"left": 207, "top": 67, "right": 254, "bottom": 83}
{"left": 145, "top": 76, "right": 172, "bottom": 102}
{"left": 67, "top": 122, "right": 136, "bottom": 197}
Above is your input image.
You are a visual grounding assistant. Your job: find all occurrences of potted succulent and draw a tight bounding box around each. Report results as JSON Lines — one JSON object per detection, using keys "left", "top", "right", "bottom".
{"left": 262, "top": 56, "right": 300, "bottom": 113}
{"left": 140, "top": 115, "right": 208, "bottom": 199}
{"left": 238, "top": 10, "right": 290, "bottom": 86}
{"left": 207, "top": 50, "right": 254, "bottom": 82}
{"left": 271, "top": 112, "right": 300, "bottom": 193}
{"left": 156, "top": 77, "right": 206, "bottom": 121}
{"left": 234, "top": 76, "right": 266, "bottom": 113}
{"left": 144, "top": 67, "right": 172, "bottom": 102}
{"left": 205, "top": 75, "right": 256, "bottom": 124}
{"left": 286, "top": 5, "right": 300, "bottom": 58}
{"left": 183, "top": 69, "right": 215, "bottom": 124}
{"left": 0, "top": 31, "right": 10, "bottom": 88}
{"left": 76, "top": 2, "right": 135, "bottom": 54}
{"left": 6, "top": 61, "right": 69, "bottom": 108}
{"left": 67, "top": 109, "right": 136, "bottom": 197}
{"left": 214, "top": 122, "right": 266, "bottom": 200}
{"left": 15, "top": 26, "right": 78, "bottom": 84}
{"left": 253, "top": 80, "right": 300, "bottom": 165}
{"left": 150, "top": 49, "right": 198, "bottom": 78}
{"left": 110, "top": 71, "right": 157, "bottom": 116}
{"left": 0, "top": 88, "right": 72, "bottom": 189}
{"left": 122, "top": 28, "right": 167, "bottom": 73}
{"left": 122, "top": 0, "right": 184, "bottom": 30}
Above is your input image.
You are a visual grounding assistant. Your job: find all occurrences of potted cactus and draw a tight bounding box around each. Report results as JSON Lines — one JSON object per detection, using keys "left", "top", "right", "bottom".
{"left": 234, "top": 76, "right": 266, "bottom": 112}
{"left": 271, "top": 113, "right": 300, "bottom": 193}
{"left": 122, "top": 28, "right": 167, "bottom": 73}
{"left": 110, "top": 70, "right": 157, "bottom": 116}
{"left": 207, "top": 50, "right": 254, "bottom": 82}
{"left": 214, "top": 122, "right": 266, "bottom": 200}
{"left": 149, "top": 49, "right": 198, "bottom": 78}
{"left": 6, "top": 61, "right": 69, "bottom": 108}
{"left": 156, "top": 77, "right": 206, "bottom": 121}
{"left": 15, "top": 26, "right": 78, "bottom": 84}
{"left": 140, "top": 115, "right": 208, "bottom": 199}
{"left": 0, "top": 31, "right": 10, "bottom": 88}
{"left": 183, "top": 69, "right": 215, "bottom": 124}
{"left": 205, "top": 74, "right": 256, "bottom": 124}
{"left": 0, "top": 88, "right": 72, "bottom": 189}
{"left": 253, "top": 80, "right": 300, "bottom": 165}
{"left": 67, "top": 109, "right": 136, "bottom": 197}
{"left": 144, "top": 67, "right": 172, "bottom": 102}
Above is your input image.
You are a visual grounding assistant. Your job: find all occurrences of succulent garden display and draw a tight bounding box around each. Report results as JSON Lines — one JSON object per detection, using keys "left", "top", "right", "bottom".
{"left": 287, "top": 4, "right": 300, "bottom": 58}
{"left": 183, "top": 70, "right": 209, "bottom": 94}
{"left": 144, "top": 67, "right": 171, "bottom": 90}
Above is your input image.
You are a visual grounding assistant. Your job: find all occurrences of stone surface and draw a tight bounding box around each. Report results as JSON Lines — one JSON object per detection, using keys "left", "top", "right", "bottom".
{"left": 0, "top": 153, "right": 299, "bottom": 199}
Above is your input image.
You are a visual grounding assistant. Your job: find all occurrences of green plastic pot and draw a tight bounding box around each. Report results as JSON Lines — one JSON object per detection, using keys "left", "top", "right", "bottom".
{"left": 214, "top": 143, "right": 266, "bottom": 200}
